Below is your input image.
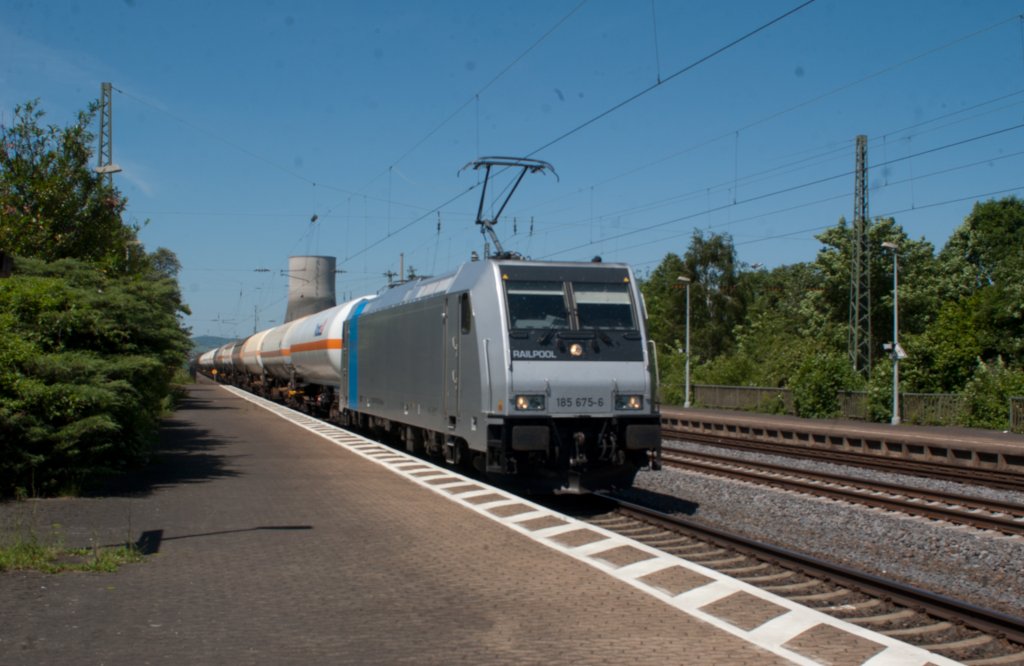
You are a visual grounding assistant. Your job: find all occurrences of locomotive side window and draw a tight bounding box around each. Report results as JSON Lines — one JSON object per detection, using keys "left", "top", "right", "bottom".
{"left": 460, "top": 292, "right": 472, "bottom": 334}
{"left": 505, "top": 280, "right": 569, "bottom": 330}
{"left": 573, "top": 282, "right": 636, "bottom": 330}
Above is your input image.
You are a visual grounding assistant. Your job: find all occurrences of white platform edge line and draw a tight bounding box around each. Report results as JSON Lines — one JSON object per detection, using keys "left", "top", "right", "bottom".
{"left": 219, "top": 385, "right": 959, "bottom": 666}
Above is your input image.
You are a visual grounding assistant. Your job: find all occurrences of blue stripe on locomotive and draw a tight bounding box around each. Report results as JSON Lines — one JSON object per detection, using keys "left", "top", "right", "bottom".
{"left": 347, "top": 299, "right": 371, "bottom": 409}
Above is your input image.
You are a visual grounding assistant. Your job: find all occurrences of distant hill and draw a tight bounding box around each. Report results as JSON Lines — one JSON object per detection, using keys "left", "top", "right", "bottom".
{"left": 192, "top": 335, "right": 235, "bottom": 355}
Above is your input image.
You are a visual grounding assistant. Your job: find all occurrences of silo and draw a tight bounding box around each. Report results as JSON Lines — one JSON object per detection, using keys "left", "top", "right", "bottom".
{"left": 284, "top": 255, "right": 337, "bottom": 322}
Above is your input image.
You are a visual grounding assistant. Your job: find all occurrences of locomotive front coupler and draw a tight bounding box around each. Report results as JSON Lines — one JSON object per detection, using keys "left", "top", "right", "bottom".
{"left": 569, "top": 431, "right": 588, "bottom": 467}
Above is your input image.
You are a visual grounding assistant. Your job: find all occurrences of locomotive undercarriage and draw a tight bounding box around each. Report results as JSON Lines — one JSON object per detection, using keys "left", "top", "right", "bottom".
{"left": 485, "top": 417, "right": 660, "bottom": 492}
{"left": 212, "top": 373, "right": 657, "bottom": 493}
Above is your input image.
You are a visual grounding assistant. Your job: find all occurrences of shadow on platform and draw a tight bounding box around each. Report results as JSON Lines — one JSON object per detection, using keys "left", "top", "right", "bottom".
{"left": 84, "top": 415, "right": 241, "bottom": 498}
{"left": 130, "top": 525, "right": 313, "bottom": 555}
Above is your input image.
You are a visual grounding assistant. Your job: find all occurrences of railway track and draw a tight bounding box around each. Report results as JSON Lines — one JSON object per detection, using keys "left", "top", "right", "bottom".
{"left": 226, "top": 387, "right": 1024, "bottom": 661}
{"left": 566, "top": 495, "right": 1024, "bottom": 665}
{"left": 659, "top": 447, "right": 1024, "bottom": 536}
{"left": 662, "top": 427, "right": 1024, "bottom": 492}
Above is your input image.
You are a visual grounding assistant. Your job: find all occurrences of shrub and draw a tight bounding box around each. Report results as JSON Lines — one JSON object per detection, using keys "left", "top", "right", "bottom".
{"left": 790, "top": 350, "right": 862, "bottom": 418}
{"left": 961, "top": 359, "right": 1024, "bottom": 430}
{"left": 0, "top": 258, "right": 190, "bottom": 497}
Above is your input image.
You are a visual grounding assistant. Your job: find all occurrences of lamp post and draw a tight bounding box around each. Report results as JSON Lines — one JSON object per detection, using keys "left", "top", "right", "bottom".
{"left": 881, "top": 241, "right": 903, "bottom": 425}
{"left": 677, "top": 276, "right": 692, "bottom": 408}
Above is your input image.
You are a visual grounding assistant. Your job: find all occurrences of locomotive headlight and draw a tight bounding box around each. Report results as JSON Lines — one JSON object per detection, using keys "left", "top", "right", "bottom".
{"left": 615, "top": 394, "right": 643, "bottom": 410}
{"left": 515, "top": 394, "right": 546, "bottom": 411}
{"left": 569, "top": 343, "right": 584, "bottom": 357}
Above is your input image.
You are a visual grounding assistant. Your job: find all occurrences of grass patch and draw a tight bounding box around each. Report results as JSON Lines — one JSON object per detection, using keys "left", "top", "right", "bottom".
{"left": 0, "top": 537, "right": 143, "bottom": 573}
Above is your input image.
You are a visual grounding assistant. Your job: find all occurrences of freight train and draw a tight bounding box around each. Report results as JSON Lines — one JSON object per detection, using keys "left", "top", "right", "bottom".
{"left": 198, "top": 157, "right": 662, "bottom": 492}
{"left": 198, "top": 256, "right": 662, "bottom": 492}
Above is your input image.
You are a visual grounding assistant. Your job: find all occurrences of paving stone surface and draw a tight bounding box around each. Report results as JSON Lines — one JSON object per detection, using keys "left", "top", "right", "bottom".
{"left": 0, "top": 383, "right": 788, "bottom": 665}
{"left": 783, "top": 623, "right": 887, "bottom": 665}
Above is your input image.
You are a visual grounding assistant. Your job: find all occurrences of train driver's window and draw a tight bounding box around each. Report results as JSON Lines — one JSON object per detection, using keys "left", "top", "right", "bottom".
{"left": 504, "top": 280, "right": 569, "bottom": 329}
{"left": 574, "top": 282, "right": 636, "bottom": 330}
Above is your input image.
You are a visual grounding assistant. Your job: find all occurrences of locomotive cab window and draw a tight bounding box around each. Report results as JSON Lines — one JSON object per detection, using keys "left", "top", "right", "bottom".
{"left": 505, "top": 280, "right": 569, "bottom": 330}
{"left": 573, "top": 282, "right": 636, "bottom": 330}
{"left": 460, "top": 292, "right": 472, "bottom": 334}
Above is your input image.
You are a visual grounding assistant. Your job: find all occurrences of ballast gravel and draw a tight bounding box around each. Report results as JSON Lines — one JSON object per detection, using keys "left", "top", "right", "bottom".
{"left": 618, "top": 439, "right": 1024, "bottom": 619}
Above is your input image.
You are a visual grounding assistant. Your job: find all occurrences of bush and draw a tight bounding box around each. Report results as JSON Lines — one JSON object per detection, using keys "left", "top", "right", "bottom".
{"left": 790, "top": 350, "right": 862, "bottom": 418}
{"left": 961, "top": 359, "right": 1024, "bottom": 430}
{"left": 0, "top": 258, "right": 190, "bottom": 497}
{"left": 655, "top": 344, "right": 688, "bottom": 406}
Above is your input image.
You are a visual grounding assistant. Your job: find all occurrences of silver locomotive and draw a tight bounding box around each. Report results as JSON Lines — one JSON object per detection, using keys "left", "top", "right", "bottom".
{"left": 335, "top": 257, "right": 661, "bottom": 492}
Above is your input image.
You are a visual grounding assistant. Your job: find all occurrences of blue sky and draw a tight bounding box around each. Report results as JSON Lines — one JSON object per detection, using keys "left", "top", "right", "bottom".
{"left": 3, "top": 0, "right": 1024, "bottom": 338}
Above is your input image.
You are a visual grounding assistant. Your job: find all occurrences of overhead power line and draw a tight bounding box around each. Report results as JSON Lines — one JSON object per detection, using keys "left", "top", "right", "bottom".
{"left": 527, "top": 0, "right": 819, "bottom": 157}
{"left": 519, "top": 18, "right": 1023, "bottom": 221}
{"left": 355, "top": 0, "right": 590, "bottom": 194}
{"left": 340, "top": 0, "right": 818, "bottom": 265}
{"left": 537, "top": 121, "right": 1024, "bottom": 258}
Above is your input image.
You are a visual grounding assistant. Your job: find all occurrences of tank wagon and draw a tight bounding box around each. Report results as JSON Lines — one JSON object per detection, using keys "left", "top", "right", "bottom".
{"left": 196, "top": 349, "right": 216, "bottom": 375}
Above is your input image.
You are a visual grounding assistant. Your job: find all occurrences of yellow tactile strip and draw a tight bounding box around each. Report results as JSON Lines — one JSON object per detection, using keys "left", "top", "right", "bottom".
{"left": 224, "top": 386, "right": 961, "bottom": 666}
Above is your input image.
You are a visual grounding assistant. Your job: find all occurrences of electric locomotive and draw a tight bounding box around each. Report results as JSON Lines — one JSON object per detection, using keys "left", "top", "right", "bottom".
{"left": 337, "top": 256, "right": 661, "bottom": 492}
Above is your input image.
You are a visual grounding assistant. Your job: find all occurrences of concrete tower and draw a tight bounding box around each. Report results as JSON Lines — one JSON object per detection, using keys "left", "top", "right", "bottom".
{"left": 284, "top": 256, "right": 337, "bottom": 322}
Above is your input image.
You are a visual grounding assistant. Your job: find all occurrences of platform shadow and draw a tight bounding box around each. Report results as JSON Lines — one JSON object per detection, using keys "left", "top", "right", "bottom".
{"left": 83, "top": 418, "right": 242, "bottom": 498}
{"left": 171, "top": 395, "right": 234, "bottom": 411}
{"left": 129, "top": 525, "right": 314, "bottom": 555}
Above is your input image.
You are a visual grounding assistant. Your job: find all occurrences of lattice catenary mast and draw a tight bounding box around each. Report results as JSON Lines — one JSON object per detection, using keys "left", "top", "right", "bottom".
{"left": 848, "top": 134, "right": 871, "bottom": 376}
{"left": 95, "top": 82, "right": 122, "bottom": 184}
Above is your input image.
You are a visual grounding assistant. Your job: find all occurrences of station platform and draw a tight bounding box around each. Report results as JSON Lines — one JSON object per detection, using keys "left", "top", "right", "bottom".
{"left": 0, "top": 382, "right": 957, "bottom": 665}
{"left": 661, "top": 405, "right": 1024, "bottom": 478}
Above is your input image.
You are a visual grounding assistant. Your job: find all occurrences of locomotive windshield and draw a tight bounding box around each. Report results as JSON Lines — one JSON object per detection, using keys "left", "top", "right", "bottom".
{"left": 505, "top": 280, "right": 569, "bottom": 329}
{"left": 503, "top": 274, "right": 637, "bottom": 331}
{"left": 574, "top": 282, "right": 635, "bottom": 330}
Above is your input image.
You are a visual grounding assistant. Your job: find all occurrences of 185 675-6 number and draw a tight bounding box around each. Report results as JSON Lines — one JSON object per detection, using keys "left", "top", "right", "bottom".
{"left": 556, "top": 396, "right": 604, "bottom": 409}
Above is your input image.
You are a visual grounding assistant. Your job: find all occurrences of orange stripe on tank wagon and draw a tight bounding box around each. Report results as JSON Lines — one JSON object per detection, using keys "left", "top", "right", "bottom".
{"left": 289, "top": 339, "right": 343, "bottom": 354}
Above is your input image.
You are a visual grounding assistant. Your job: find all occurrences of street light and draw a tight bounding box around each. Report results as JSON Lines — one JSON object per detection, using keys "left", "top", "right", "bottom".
{"left": 881, "top": 241, "right": 905, "bottom": 425}
{"left": 677, "top": 276, "right": 692, "bottom": 408}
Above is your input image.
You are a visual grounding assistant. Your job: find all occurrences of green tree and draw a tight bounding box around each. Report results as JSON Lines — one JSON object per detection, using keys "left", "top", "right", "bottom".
{"left": 640, "top": 251, "right": 688, "bottom": 355}
{"left": 0, "top": 99, "right": 137, "bottom": 269}
{"left": 682, "top": 230, "right": 745, "bottom": 361}
{"left": 0, "top": 97, "right": 191, "bottom": 497}
{"left": 813, "top": 216, "right": 940, "bottom": 371}
{"left": 699, "top": 263, "right": 829, "bottom": 388}
{"left": 640, "top": 252, "right": 688, "bottom": 403}
{"left": 936, "top": 197, "right": 1024, "bottom": 365}
{"left": 901, "top": 297, "right": 984, "bottom": 393}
